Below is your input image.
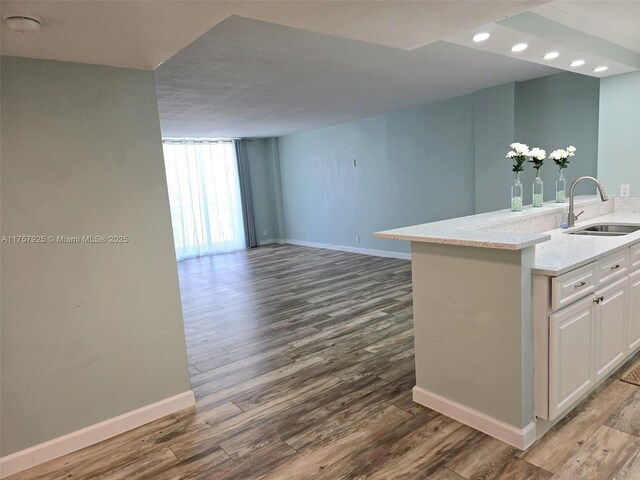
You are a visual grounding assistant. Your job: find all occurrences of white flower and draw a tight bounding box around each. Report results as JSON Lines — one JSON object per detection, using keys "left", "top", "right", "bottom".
{"left": 550, "top": 149, "right": 568, "bottom": 160}
{"left": 567, "top": 145, "right": 576, "bottom": 156}
{"left": 529, "top": 147, "right": 546, "bottom": 160}
{"left": 506, "top": 151, "right": 516, "bottom": 158}
{"left": 510, "top": 142, "right": 530, "bottom": 156}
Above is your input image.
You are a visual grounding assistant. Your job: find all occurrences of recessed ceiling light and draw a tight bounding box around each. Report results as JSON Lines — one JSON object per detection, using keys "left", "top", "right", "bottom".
{"left": 544, "top": 51, "right": 560, "bottom": 60}
{"left": 473, "top": 32, "right": 490, "bottom": 42}
{"left": 511, "top": 43, "right": 528, "bottom": 53}
{"left": 570, "top": 59, "right": 586, "bottom": 67}
{"left": 594, "top": 65, "right": 609, "bottom": 73}
{"left": 5, "top": 15, "right": 41, "bottom": 33}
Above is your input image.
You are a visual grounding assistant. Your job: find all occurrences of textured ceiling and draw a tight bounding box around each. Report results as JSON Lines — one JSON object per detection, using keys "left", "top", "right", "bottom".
{"left": 7, "top": 1, "right": 636, "bottom": 140}
{"left": 0, "top": 0, "right": 545, "bottom": 69}
{"left": 155, "top": 16, "right": 558, "bottom": 138}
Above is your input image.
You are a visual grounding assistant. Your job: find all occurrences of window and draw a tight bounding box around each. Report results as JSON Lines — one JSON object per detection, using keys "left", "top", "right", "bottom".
{"left": 162, "top": 140, "right": 245, "bottom": 260}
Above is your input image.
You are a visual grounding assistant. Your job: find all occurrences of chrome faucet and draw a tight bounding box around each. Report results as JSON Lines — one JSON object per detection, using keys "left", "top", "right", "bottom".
{"left": 568, "top": 176, "right": 609, "bottom": 227}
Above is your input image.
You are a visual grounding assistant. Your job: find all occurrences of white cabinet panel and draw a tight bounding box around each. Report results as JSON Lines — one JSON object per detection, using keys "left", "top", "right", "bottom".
{"left": 594, "top": 278, "right": 628, "bottom": 382}
{"left": 598, "top": 250, "right": 629, "bottom": 286}
{"left": 552, "top": 263, "right": 596, "bottom": 311}
{"left": 631, "top": 243, "right": 640, "bottom": 270}
{"left": 629, "top": 270, "right": 640, "bottom": 352}
{"left": 549, "top": 296, "right": 595, "bottom": 419}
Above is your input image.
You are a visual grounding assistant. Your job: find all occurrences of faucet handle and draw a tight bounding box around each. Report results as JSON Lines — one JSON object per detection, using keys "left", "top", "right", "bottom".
{"left": 574, "top": 210, "right": 584, "bottom": 221}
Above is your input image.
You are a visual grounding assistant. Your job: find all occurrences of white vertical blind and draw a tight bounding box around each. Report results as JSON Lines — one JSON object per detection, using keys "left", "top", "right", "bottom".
{"left": 162, "top": 141, "right": 246, "bottom": 260}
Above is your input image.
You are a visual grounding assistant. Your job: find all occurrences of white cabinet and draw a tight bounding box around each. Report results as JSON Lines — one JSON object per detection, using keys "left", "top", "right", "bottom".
{"left": 549, "top": 277, "right": 630, "bottom": 419}
{"left": 542, "top": 242, "right": 640, "bottom": 421}
{"left": 594, "top": 278, "right": 628, "bottom": 381}
{"left": 628, "top": 269, "right": 640, "bottom": 352}
{"left": 549, "top": 296, "right": 595, "bottom": 419}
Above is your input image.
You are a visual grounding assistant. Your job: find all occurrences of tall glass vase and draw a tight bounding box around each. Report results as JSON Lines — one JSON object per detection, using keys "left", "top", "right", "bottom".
{"left": 556, "top": 168, "right": 567, "bottom": 203}
{"left": 533, "top": 171, "right": 544, "bottom": 207}
{"left": 511, "top": 172, "right": 523, "bottom": 212}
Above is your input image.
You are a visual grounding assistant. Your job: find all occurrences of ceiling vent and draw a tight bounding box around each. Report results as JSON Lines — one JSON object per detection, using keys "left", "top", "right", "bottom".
{"left": 5, "top": 15, "right": 41, "bottom": 33}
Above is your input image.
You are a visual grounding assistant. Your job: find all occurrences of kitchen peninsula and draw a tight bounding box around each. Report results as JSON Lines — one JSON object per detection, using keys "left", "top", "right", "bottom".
{"left": 375, "top": 196, "right": 640, "bottom": 449}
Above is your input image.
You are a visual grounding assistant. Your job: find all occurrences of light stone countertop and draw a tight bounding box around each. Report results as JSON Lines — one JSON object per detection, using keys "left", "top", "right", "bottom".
{"left": 375, "top": 197, "right": 602, "bottom": 251}
{"left": 533, "top": 212, "right": 640, "bottom": 276}
{"left": 375, "top": 196, "right": 640, "bottom": 276}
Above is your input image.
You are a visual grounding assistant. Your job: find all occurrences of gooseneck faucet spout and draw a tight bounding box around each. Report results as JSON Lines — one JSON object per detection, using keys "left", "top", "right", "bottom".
{"left": 568, "top": 176, "right": 609, "bottom": 228}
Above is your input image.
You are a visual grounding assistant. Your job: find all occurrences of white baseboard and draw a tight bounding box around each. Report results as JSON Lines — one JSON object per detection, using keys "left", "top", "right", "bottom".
{"left": 284, "top": 238, "right": 411, "bottom": 260}
{"left": 258, "top": 238, "right": 277, "bottom": 246}
{"left": 0, "top": 390, "right": 195, "bottom": 478}
{"left": 257, "top": 238, "right": 286, "bottom": 246}
{"left": 413, "top": 386, "right": 536, "bottom": 450}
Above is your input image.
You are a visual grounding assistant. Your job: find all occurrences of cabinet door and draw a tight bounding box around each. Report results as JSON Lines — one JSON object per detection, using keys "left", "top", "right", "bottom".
{"left": 549, "top": 296, "right": 595, "bottom": 419}
{"left": 594, "top": 278, "right": 628, "bottom": 382}
{"left": 631, "top": 243, "right": 640, "bottom": 270}
{"left": 628, "top": 270, "right": 640, "bottom": 352}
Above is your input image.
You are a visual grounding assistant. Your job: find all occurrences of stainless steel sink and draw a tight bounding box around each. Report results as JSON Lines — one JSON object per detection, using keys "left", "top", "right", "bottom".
{"left": 567, "top": 224, "right": 640, "bottom": 236}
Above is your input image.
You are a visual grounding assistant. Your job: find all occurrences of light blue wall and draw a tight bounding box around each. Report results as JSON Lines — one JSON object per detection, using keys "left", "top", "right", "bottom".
{"left": 474, "top": 74, "right": 601, "bottom": 215}
{"left": 474, "top": 83, "right": 516, "bottom": 213}
{"left": 262, "top": 72, "right": 602, "bottom": 254}
{"left": 1, "top": 56, "right": 190, "bottom": 455}
{"left": 278, "top": 95, "right": 477, "bottom": 254}
{"left": 515, "top": 72, "right": 600, "bottom": 198}
{"left": 275, "top": 72, "right": 602, "bottom": 253}
{"left": 598, "top": 71, "right": 640, "bottom": 196}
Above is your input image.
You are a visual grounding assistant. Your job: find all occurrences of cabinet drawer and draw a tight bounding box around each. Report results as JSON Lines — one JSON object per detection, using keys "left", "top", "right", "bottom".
{"left": 631, "top": 243, "right": 640, "bottom": 271}
{"left": 598, "top": 250, "right": 629, "bottom": 285}
{"left": 552, "top": 263, "right": 597, "bottom": 311}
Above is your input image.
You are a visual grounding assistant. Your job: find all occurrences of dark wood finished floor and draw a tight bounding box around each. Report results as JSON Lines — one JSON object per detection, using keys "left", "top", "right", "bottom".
{"left": 9, "top": 244, "right": 640, "bottom": 479}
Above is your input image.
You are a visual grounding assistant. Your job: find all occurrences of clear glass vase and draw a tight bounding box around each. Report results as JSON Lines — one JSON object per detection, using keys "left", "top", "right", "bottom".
{"left": 556, "top": 168, "right": 567, "bottom": 203}
{"left": 511, "top": 172, "right": 523, "bottom": 212}
{"left": 533, "top": 171, "right": 544, "bottom": 207}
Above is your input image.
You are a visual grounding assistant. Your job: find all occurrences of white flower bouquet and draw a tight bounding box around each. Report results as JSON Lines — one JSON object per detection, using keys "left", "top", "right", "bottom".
{"left": 550, "top": 145, "right": 576, "bottom": 169}
{"left": 506, "top": 142, "right": 529, "bottom": 173}
{"left": 528, "top": 147, "right": 546, "bottom": 172}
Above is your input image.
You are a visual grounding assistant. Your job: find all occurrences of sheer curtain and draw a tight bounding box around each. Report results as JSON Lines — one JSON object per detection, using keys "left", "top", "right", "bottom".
{"left": 163, "top": 141, "right": 246, "bottom": 261}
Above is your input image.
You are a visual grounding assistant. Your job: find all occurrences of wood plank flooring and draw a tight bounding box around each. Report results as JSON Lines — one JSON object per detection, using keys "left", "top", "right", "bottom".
{"left": 8, "top": 244, "right": 640, "bottom": 479}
